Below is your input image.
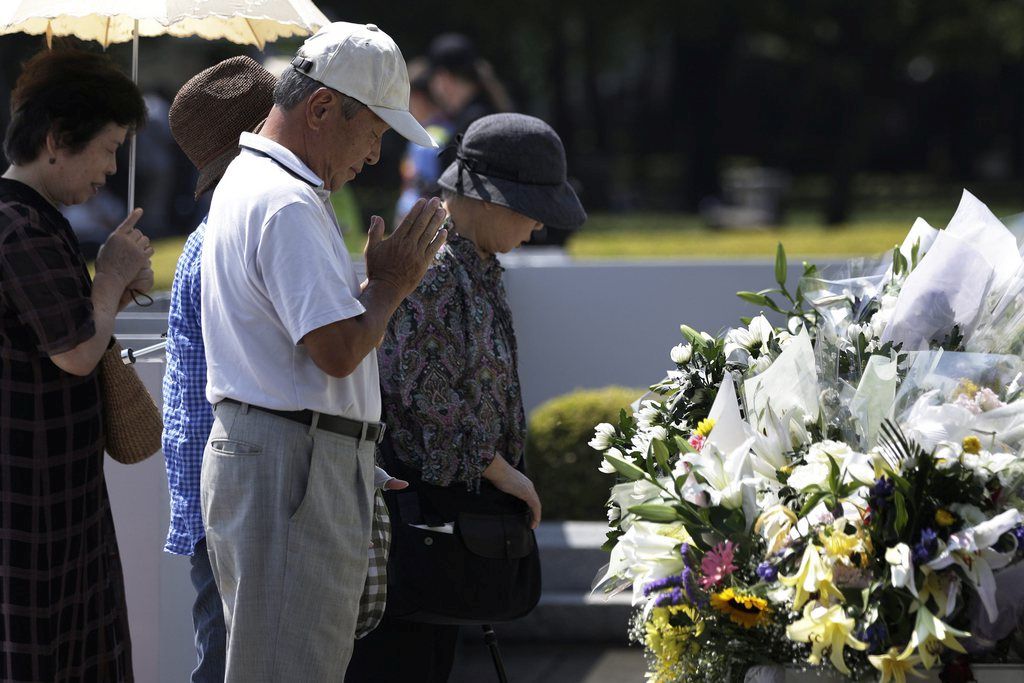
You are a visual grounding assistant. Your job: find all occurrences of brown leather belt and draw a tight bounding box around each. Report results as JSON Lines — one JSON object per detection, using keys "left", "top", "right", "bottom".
{"left": 220, "top": 398, "right": 386, "bottom": 444}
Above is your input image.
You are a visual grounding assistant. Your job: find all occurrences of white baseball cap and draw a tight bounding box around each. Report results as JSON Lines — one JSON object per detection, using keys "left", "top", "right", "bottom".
{"left": 292, "top": 22, "right": 437, "bottom": 148}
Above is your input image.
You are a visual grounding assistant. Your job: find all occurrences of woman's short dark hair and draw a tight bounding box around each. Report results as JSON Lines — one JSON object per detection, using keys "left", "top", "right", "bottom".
{"left": 3, "top": 47, "right": 147, "bottom": 165}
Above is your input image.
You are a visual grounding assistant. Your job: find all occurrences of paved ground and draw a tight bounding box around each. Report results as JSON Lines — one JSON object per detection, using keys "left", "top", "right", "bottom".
{"left": 449, "top": 639, "right": 646, "bottom": 683}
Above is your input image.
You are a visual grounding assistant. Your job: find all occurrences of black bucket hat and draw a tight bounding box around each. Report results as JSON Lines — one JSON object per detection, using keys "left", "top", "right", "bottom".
{"left": 437, "top": 113, "right": 587, "bottom": 230}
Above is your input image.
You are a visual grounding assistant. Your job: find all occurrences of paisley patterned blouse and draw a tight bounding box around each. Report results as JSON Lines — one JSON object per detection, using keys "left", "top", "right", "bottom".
{"left": 379, "top": 232, "right": 526, "bottom": 487}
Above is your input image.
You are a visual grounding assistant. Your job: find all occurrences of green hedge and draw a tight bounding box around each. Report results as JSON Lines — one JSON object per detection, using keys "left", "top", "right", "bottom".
{"left": 526, "top": 386, "right": 645, "bottom": 520}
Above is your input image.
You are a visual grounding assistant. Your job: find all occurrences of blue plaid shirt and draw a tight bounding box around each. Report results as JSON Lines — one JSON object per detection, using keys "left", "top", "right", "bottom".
{"left": 161, "top": 220, "right": 210, "bottom": 556}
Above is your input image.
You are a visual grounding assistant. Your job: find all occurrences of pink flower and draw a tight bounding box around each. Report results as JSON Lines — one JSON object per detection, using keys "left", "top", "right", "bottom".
{"left": 689, "top": 434, "right": 706, "bottom": 451}
{"left": 699, "top": 541, "right": 737, "bottom": 589}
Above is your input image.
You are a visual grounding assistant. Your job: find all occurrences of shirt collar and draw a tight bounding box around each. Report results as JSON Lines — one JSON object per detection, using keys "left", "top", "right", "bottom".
{"left": 447, "top": 232, "right": 503, "bottom": 282}
{"left": 238, "top": 132, "right": 325, "bottom": 192}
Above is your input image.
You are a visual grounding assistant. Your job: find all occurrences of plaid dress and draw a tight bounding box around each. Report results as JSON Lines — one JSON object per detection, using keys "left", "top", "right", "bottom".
{"left": 0, "top": 179, "right": 132, "bottom": 682}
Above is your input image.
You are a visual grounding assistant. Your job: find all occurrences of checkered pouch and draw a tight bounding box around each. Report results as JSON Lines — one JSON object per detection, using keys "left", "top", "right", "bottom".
{"left": 355, "top": 489, "right": 391, "bottom": 638}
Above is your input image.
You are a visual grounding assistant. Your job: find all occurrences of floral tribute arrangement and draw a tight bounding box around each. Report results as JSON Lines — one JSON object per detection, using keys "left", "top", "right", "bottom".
{"left": 590, "top": 191, "right": 1024, "bottom": 682}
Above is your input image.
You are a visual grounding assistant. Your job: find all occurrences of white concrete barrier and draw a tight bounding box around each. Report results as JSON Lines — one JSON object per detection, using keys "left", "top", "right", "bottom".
{"left": 106, "top": 256, "right": 816, "bottom": 680}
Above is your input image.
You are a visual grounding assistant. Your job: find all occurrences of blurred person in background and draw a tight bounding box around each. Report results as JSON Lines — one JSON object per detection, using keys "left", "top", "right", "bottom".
{"left": 428, "top": 33, "right": 512, "bottom": 137}
{"left": 0, "top": 47, "right": 152, "bottom": 682}
{"left": 162, "top": 55, "right": 277, "bottom": 683}
{"left": 346, "top": 113, "right": 585, "bottom": 683}
{"left": 394, "top": 57, "right": 454, "bottom": 224}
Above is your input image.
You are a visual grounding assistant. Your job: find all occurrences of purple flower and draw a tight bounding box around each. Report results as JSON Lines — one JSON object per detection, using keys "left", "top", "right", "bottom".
{"left": 653, "top": 586, "right": 685, "bottom": 607}
{"left": 1012, "top": 525, "right": 1024, "bottom": 553}
{"left": 869, "top": 477, "right": 894, "bottom": 511}
{"left": 643, "top": 572, "right": 685, "bottom": 597}
{"left": 681, "top": 566, "right": 706, "bottom": 606}
{"left": 755, "top": 561, "right": 778, "bottom": 582}
{"left": 912, "top": 528, "right": 939, "bottom": 564}
{"left": 857, "top": 621, "right": 889, "bottom": 655}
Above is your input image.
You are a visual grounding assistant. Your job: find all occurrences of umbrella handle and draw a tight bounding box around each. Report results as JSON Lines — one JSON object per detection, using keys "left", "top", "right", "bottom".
{"left": 127, "top": 19, "right": 138, "bottom": 215}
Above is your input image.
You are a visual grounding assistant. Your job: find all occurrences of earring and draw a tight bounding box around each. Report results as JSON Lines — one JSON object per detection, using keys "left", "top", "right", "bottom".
{"left": 48, "top": 157, "right": 55, "bottom": 165}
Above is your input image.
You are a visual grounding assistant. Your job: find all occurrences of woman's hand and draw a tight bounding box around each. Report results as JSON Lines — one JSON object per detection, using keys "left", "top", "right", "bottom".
{"left": 96, "top": 209, "right": 152, "bottom": 289}
{"left": 482, "top": 456, "right": 542, "bottom": 529}
{"left": 118, "top": 266, "right": 155, "bottom": 310}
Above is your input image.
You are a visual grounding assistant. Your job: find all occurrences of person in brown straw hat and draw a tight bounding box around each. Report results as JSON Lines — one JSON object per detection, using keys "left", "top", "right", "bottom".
{"left": 162, "top": 55, "right": 276, "bottom": 683}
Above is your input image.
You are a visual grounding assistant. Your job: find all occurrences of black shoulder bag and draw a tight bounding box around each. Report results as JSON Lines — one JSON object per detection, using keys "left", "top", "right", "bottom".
{"left": 379, "top": 439, "right": 542, "bottom": 625}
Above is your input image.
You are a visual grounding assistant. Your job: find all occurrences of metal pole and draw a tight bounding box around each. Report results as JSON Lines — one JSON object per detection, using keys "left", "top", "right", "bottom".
{"left": 127, "top": 19, "right": 139, "bottom": 214}
{"left": 481, "top": 624, "right": 508, "bottom": 683}
{"left": 120, "top": 340, "right": 167, "bottom": 365}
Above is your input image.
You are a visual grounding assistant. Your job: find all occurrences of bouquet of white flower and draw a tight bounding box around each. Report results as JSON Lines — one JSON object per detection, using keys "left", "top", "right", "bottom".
{"left": 592, "top": 191, "right": 1024, "bottom": 683}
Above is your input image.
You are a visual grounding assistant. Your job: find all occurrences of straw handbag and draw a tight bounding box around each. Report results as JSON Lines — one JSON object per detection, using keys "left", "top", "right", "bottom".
{"left": 99, "top": 338, "right": 162, "bottom": 464}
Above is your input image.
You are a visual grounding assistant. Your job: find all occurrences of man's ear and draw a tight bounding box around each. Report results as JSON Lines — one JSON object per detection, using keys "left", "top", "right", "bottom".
{"left": 306, "top": 88, "right": 335, "bottom": 131}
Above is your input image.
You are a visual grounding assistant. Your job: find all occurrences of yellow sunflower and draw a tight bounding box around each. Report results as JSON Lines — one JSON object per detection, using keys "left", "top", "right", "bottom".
{"left": 710, "top": 587, "right": 772, "bottom": 628}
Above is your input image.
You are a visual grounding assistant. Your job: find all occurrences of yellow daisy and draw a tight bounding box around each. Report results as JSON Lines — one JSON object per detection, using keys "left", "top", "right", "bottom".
{"left": 695, "top": 418, "right": 716, "bottom": 437}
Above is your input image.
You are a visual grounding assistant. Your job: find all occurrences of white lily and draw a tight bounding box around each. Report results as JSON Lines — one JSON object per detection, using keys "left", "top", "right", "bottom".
{"left": 901, "top": 606, "right": 969, "bottom": 670}
{"left": 754, "top": 505, "right": 798, "bottom": 555}
{"left": 885, "top": 543, "right": 917, "bottom": 597}
{"left": 600, "top": 519, "right": 688, "bottom": 605}
{"left": 682, "top": 438, "right": 757, "bottom": 515}
{"left": 607, "top": 478, "right": 665, "bottom": 531}
{"left": 925, "top": 508, "right": 1022, "bottom": 623}
{"left": 786, "top": 601, "right": 867, "bottom": 675}
{"left": 750, "top": 406, "right": 806, "bottom": 481}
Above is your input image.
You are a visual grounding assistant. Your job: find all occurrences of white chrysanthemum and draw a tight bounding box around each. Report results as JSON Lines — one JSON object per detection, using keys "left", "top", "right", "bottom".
{"left": 598, "top": 447, "right": 625, "bottom": 474}
{"left": 635, "top": 401, "right": 660, "bottom": 429}
{"left": 670, "top": 343, "right": 692, "bottom": 365}
{"left": 589, "top": 422, "right": 616, "bottom": 451}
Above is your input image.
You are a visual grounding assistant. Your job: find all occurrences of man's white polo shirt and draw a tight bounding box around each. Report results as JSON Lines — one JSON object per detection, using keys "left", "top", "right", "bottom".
{"left": 201, "top": 132, "right": 380, "bottom": 421}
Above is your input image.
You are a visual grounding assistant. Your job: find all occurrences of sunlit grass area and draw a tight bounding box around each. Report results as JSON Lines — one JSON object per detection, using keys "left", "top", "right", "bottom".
{"left": 145, "top": 201, "right": 1024, "bottom": 292}
{"left": 566, "top": 216, "right": 912, "bottom": 260}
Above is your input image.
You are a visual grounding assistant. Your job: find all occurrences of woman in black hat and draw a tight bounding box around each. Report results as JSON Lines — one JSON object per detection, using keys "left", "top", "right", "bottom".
{"left": 346, "top": 113, "right": 586, "bottom": 682}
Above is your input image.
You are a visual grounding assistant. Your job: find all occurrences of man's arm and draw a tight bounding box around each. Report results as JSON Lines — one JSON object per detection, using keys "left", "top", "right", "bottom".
{"left": 302, "top": 197, "right": 447, "bottom": 377}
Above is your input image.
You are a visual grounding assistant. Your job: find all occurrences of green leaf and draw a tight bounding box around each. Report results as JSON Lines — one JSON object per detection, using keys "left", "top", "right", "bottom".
{"left": 679, "top": 324, "right": 705, "bottom": 347}
{"left": 827, "top": 454, "right": 841, "bottom": 493}
{"left": 737, "top": 291, "right": 771, "bottom": 306}
{"left": 894, "top": 492, "right": 909, "bottom": 533}
{"left": 652, "top": 439, "right": 671, "bottom": 473}
{"left": 675, "top": 435, "right": 697, "bottom": 455}
{"left": 605, "top": 454, "right": 646, "bottom": 482}
{"left": 628, "top": 504, "right": 681, "bottom": 523}
{"left": 799, "top": 490, "right": 827, "bottom": 518}
{"left": 775, "top": 243, "right": 788, "bottom": 286}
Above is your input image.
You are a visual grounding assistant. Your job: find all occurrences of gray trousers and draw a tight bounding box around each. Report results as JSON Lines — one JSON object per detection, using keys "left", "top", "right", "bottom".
{"left": 200, "top": 401, "right": 375, "bottom": 682}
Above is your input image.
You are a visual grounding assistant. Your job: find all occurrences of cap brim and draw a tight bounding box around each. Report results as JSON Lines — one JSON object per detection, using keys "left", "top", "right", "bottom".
{"left": 369, "top": 105, "right": 437, "bottom": 148}
{"left": 194, "top": 146, "right": 240, "bottom": 198}
{"left": 438, "top": 162, "right": 587, "bottom": 231}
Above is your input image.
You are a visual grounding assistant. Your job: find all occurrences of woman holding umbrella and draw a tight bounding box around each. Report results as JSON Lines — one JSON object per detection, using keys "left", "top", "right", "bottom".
{"left": 0, "top": 47, "right": 151, "bottom": 682}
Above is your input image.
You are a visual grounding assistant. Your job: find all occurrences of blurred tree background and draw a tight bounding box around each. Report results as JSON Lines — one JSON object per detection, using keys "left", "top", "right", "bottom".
{"left": 4, "top": 0, "right": 1024, "bottom": 234}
